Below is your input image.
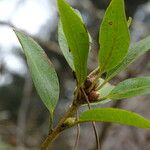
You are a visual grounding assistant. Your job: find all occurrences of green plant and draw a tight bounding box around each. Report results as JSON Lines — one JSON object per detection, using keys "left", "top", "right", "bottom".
{"left": 14, "top": 0, "right": 150, "bottom": 149}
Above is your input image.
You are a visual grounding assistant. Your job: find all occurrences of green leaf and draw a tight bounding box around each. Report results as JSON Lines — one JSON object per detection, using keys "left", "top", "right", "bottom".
{"left": 97, "top": 78, "right": 114, "bottom": 99}
{"left": 58, "top": 21, "right": 75, "bottom": 70}
{"left": 14, "top": 30, "right": 59, "bottom": 117}
{"left": 91, "top": 79, "right": 114, "bottom": 105}
{"left": 106, "top": 36, "right": 150, "bottom": 81}
{"left": 99, "top": 0, "right": 130, "bottom": 72}
{"left": 58, "top": 10, "right": 92, "bottom": 71}
{"left": 57, "top": 0, "right": 89, "bottom": 85}
{"left": 79, "top": 108, "right": 150, "bottom": 129}
{"left": 93, "top": 80, "right": 114, "bottom": 105}
{"left": 74, "top": 9, "right": 92, "bottom": 44}
{"left": 107, "top": 77, "right": 150, "bottom": 100}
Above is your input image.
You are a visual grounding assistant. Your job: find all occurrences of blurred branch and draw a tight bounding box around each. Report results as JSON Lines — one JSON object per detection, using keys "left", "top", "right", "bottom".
{"left": 16, "top": 73, "right": 32, "bottom": 150}
{"left": 0, "top": 21, "right": 61, "bottom": 57}
{"left": 0, "top": 21, "right": 14, "bottom": 28}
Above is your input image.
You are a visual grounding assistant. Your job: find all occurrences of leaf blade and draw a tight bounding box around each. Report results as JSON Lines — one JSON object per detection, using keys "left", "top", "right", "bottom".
{"left": 107, "top": 77, "right": 150, "bottom": 100}
{"left": 14, "top": 30, "right": 59, "bottom": 116}
{"left": 58, "top": 21, "right": 75, "bottom": 70}
{"left": 57, "top": 0, "right": 89, "bottom": 85}
{"left": 106, "top": 36, "right": 150, "bottom": 81}
{"left": 99, "top": 0, "right": 130, "bottom": 72}
{"left": 79, "top": 108, "right": 150, "bottom": 129}
{"left": 97, "top": 79, "right": 114, "bottom": 99}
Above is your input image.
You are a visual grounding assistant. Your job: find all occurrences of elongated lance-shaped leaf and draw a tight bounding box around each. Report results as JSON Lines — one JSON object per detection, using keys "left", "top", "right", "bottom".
{"left": 74, "top": 9, "right": 92, "bottom": 44}
{"left": 107, "top": 77, "right": 150, "bottom": 100}
{"left": 79, "top": 108, "right": 150, "bottom": 129}
{"left": 58, "top": 10, "right": 92, "bottom": 71}
{"left": 99, "top": 0, "right": 130, "bottom": 73}
{"left": 57, "top": 0, "right": 89, "bottom": 85}
{"left": 58, "top": 21, "right": 75, "bottom": 70}
{"left": 14, "top": 30, "right": 59, "bottom": 117}
{"left": 58, "top": 9, "right": 81, "bottom": 71}
{"left": 106, "top": 36, "right": 150, "bottom": 81}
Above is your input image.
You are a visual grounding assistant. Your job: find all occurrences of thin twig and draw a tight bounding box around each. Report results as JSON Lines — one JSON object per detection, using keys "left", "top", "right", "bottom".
{"left": 73, "top": 110, "right": 80, "bottom": 150}
{"left": 81, "top": 88, "right": 100, "bottom": 150}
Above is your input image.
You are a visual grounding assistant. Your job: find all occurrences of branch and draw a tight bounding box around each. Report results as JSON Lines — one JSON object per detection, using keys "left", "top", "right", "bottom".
{"left": 0, "top": 21, "right": 61, "bottom": 57}
{"left": 40, "top": 100, "right": 80, "bottom": 150}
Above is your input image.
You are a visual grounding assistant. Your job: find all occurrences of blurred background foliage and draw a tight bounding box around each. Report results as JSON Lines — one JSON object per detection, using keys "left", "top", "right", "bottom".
{"left": 0, "top": 0, "right": 150, "bottom": 149}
